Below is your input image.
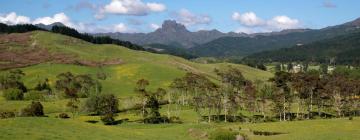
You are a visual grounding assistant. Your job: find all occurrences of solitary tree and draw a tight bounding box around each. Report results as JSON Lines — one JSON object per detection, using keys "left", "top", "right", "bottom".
{"left": 134, "top": 79, "right": 150, "bottom": 118}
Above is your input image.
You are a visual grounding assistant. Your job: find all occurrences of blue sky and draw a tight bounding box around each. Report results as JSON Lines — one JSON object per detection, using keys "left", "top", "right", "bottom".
{"left": 0, "top": 0, "right": 359, "bottom": 33}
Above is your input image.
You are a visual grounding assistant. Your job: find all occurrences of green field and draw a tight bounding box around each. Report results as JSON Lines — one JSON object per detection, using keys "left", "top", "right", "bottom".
{"left": 0, "top": 116, "right": 359, "bottom": 140}
{"left": 1, "top": 31, "right": 359, "bottom": 140}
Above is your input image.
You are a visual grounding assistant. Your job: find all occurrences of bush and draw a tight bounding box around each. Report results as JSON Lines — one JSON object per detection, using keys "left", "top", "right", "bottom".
{"left": 252, "top": 130, "right": 285, "bottom": 136}
{"left": 3, "top": 88, "right": 23, "bottom": 100}
{"left": 144, "top": 116, "right": 170, "bottom": 124}
{"left": 209, "top": 129, "right": 237, "bottom": 140}
{"left": 19, "top": 101, "right": 44, "bottom": 117}
{"left": 101, "top": 113, "right": 116, "bottom": 125}
{"left": 58, "top": 113, "right": 70, "bottom": 119}
{"left": 24, "top": 90, "right": 45, "bottom": 101}
{"left": 169, "top": 116, "right": 182, "bottom": 123}
{"left": 84, "top": 93, "right": 119, "bottom": 115}
{"left": 0, "top": 111, "right": 16, "bottom": 119}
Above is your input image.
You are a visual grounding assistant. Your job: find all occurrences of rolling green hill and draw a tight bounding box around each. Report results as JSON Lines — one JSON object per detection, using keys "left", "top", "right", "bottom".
{"left": 0, "top": 31, "right": 272, "bottom": 96}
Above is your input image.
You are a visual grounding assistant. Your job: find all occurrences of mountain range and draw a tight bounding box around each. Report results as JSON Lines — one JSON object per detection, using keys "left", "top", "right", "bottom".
{"left": 97, "top": 18, "right": 360, "bottom": 59}
{"left": 189, "top": 18, "right": 360, "bottom": 58}
{"left": 34, "top": 18, "right": 360, "bottom": 62}
{"left": 96, "top": 20, "right": 249, "bottom": 48}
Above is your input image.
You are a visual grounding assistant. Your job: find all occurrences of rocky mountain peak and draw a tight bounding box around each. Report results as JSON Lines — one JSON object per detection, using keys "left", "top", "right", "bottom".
{"left": 158, "top": 20, "right": 188, "bottom": 33}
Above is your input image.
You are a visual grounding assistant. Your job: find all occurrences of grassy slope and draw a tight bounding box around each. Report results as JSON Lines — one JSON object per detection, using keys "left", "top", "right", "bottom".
{"left": 19, "top": 31, "right": 273, "bottom": 97}
{"left": 0, "top": 31, "right": 272, "bottom": 113}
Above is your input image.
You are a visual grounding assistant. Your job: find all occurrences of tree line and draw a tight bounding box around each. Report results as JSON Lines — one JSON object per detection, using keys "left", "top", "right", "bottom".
{"left": 1, "top": 67, "right": 359, "bottom": 124}
{"left": 166, "top": 66, "right": 360, "bottom": 122}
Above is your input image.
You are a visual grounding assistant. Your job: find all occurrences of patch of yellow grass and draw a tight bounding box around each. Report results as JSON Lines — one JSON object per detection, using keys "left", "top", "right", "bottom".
{"left": 113, "top": 64, "right": 140, "bottom": 79}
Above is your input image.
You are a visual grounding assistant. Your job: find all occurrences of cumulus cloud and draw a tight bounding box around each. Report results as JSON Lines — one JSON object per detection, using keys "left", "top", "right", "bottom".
{"left": 0, "top": 12, "right": 31, "bottom": 25}
{"left": 232, "top": 11, "right": 301, "bottom": 33}
{"left": 33, "top": 13, "right": 74, "bottom": 27}
{"left": 267, "top": 16, "right": 300, "bottom": 30}
{"left": 113, "top": 23, "right": 128, "bottom": 32}
{"left": 77, "top": 22, "right": 134, "bottom": 33}
{"left": 172, "top": 9, "right": 211, "bottom": 26}
{"left": 232, "top": 12, "right": 264, "bottom": 26}
{"left": 147, "top": 3, "right": 166, "bottom": 12}
{"left": 322, "top": 1, "right": 337, "bottom": 8}
{"left": 149, "top": 23, "right": 160, "bottom": 30}
{"left": 96, "top": 0, "right": 166, "bottom": 19}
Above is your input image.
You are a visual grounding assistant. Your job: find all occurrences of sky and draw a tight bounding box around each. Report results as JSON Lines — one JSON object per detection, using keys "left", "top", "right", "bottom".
{"left": 0, "top": 0, "right": 359, "bottom": 33}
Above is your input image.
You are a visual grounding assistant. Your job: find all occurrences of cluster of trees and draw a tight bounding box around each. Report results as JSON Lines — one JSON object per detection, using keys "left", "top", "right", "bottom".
{"left": 168, "top": 67, "right": 262, "bottom": 122}
{"left": 134, "top": 79, "right": 169, "bottom": 123}
{"left": 55, "top": 72, "right": 101, "bottom": 98}
{"left": 167, "top": 66, "right": 359, "bottom": 123}
{"left": 0, "top": 70, "right": 28, "bottom": 100}
{"left": 271, "top": 70, "right": 360, "bottom": 120}
{"left": 0, "top": 70, "right": 119, "bottom": 124}
{"left": 84, "top": 93, "right": 119, "bottom": 125}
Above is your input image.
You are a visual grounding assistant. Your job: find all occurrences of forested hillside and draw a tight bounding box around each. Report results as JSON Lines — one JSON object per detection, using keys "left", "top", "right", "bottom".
{"left": 190, "top": 18, "right": 360, "bottom": 58}
{"left": 243, "top": 31, "right": 360, "bottom": 65}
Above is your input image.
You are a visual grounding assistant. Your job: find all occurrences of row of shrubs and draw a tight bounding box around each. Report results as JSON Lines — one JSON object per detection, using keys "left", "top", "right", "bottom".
{"left": 2, "top": 88, "right": 46, "bottom": 101}
{"left": 252, "top": 130, "right": 285, "bottom": 136}
{"left": 0, "top": 101, "right": 44, "bottom": 119}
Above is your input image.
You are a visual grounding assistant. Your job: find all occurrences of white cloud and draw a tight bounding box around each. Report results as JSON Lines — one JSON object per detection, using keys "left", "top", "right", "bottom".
{"left": 232, "top": 12, "right": 264, "bottom": 26}
{"left": 97, "top": 0, "right": 166, "bottom": 19}
{"left": 149, "top": 23, "right": 160, "bottom": 30}
{"left": 33, "top": 13, "right": 74, "bottom": 27}
{"left": 267, "top": 16, "right": 300, "bottom": 30}
{"left": 235, "top": 27, "right": 255, "bottom": 34}
{"left": 76, "top": 22, "right": 135, "bottom": 33}
{"left": 173, "top": 9, "right": 211, "bottom": 26}
{"left": 113, "top": 23, "right": 128, "bottom": 32}
{"left": 0, "top": 12, "right": 31, "bottom": 25}
{"left": 147, "top": 3, "right": 166, "bottom": 12}
{"left": 232, "top": 11, "right": 301, "bottom": 33}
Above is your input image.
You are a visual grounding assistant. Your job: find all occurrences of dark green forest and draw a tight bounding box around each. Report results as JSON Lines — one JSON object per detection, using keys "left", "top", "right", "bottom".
{"left": 243, "top": 31, "right": 360, "bottom": 65}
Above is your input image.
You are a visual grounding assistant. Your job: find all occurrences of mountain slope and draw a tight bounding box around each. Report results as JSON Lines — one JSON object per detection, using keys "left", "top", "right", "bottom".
{"left": 243, "top": 30, "right": 360, "bottom": 64}
{"left": 0, "top": 31, "right": 272, "bottom": 97}
{"left": 190, "top": 18, "right": 360, "bottom": 58}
